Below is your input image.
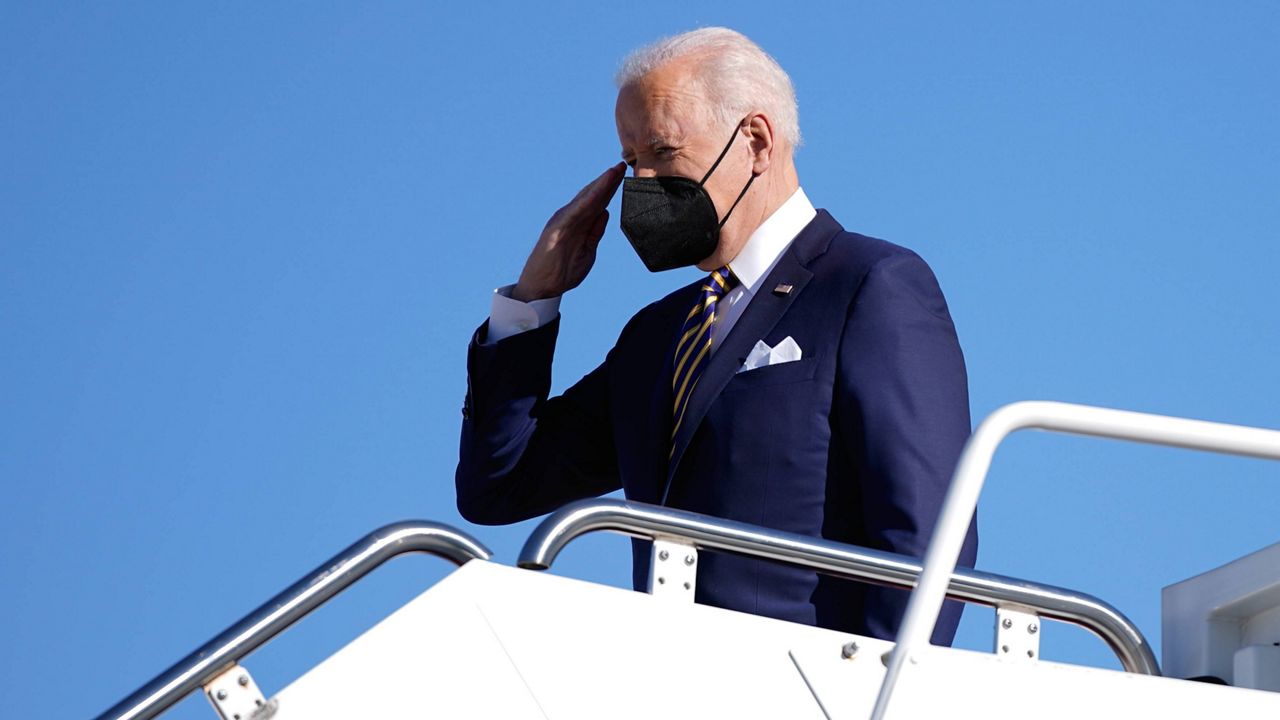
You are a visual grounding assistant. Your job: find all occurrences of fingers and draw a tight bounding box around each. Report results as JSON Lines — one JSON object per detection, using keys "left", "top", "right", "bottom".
{"left": 591, "top": 161, "right": 626, "bottom": 204}
{"left": 520, "top": 165, "right": 620, "bottom": 300}
{"left": 588, "top": 208, "right": 610, "bottom": 246}
{"left": 562, "top": 162, "right": 626, "bottom": 226}
{"left": 577, "top": 161, "right": 626, "bottom": 201}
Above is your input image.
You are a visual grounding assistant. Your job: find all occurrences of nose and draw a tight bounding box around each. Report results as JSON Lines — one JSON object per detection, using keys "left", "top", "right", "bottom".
{"left": 631, "top": 162, "right": 659, "bottom": 179}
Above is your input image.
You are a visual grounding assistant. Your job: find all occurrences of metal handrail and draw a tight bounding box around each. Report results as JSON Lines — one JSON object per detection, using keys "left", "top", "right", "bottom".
{"left": 875, "top": 401, "right": 1280, "bottom": 720}
{"left": 95, "top": 521, "right": 491, "bottom": 720}
{"left": 517, "top": 498, "right": 1159, "bottom": 675}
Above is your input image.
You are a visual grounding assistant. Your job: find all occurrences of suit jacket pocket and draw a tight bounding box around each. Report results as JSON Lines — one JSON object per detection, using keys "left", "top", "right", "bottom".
{"left": 725, "top": 356, "right": 818, "bottom": 390}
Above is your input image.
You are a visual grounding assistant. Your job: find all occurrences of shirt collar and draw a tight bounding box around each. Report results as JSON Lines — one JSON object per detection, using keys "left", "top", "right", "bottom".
{"left": 726, "top": 187, "right": 816, "bottom": 293}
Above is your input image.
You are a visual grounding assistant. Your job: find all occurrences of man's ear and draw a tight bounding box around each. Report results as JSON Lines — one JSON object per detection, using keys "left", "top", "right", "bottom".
{"left": 745, "top": 113, "right": 775, "bottom": 175}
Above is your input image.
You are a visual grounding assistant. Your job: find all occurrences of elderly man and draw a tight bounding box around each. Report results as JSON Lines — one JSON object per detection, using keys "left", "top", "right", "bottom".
{"left": 456, "top": 27, "right": 978, "bottom": 645}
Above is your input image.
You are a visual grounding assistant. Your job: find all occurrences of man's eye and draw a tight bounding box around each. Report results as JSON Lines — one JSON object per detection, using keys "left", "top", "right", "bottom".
{"left": 655, "top": 147, "right": 674, "bottom": 156}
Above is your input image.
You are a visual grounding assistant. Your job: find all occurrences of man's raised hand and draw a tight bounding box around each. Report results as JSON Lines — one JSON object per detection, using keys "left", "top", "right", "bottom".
{"left": 512, "top": 162, "right": 627, "bottom": 302}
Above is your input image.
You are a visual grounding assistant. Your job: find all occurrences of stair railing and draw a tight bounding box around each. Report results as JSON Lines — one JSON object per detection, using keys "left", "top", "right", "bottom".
{"left": 94, "top": 521, "right": 491, "bottom": 720}
{"left": 518, "top": 497, "right": 1160, "bottom": 676}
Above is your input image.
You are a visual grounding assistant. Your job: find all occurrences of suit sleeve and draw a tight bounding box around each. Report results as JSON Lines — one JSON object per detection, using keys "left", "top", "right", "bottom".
{"left": 837, "top": 251, "right": 979, "bottom": 645}
{"left": 455, "top": 317, "right": 621, "bottom": 525}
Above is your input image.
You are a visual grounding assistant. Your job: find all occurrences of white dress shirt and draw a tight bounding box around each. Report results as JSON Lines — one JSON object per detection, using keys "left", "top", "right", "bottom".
{"left": 486, "top": 187, "right": 817, "bottom": 348}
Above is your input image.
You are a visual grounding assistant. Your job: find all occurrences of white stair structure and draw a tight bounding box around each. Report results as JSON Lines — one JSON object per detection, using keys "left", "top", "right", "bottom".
{"left": 92, "top": 402, "right": 1280, "bottom": 720}
{"left": 1164, "top": 541, "right": 1280, "bottom": 690}
{"left": 272, "top": 559, "right": 1280, "bottom": 719}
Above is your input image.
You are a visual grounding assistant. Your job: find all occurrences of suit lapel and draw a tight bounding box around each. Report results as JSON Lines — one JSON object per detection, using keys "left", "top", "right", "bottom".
{"left": 660, "top": 239, "right": 821, "bottom": 503}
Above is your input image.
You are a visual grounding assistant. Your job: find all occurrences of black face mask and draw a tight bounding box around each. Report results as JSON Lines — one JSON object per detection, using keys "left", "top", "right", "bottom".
{"left": 619, "top": 120, "right": 758, "bottom": 272}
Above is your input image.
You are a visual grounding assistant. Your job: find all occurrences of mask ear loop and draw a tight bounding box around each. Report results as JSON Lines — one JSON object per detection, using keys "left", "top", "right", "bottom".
{"left": 717, "top": 171, "right": 758, "bottom": 229}
{"left": 699, "top": 118, "right": 760, "bottom": 229}
{"left": 699, "top": 118, "right": 748, "bottom": 185}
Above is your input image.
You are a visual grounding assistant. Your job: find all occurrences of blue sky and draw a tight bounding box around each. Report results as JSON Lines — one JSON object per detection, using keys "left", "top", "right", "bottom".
{"left": 3, "top": 3, "right": 1278, "bottom": 717}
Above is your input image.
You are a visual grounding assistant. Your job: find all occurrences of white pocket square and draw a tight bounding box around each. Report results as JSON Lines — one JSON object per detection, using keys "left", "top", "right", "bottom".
{"left": 738, "top": 336, "right": 803, "bottom": 373}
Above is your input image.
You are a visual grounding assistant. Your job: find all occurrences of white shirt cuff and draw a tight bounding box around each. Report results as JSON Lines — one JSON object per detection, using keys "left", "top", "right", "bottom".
{"left": 485, "top": 284, "right": 562, "bottom": 344}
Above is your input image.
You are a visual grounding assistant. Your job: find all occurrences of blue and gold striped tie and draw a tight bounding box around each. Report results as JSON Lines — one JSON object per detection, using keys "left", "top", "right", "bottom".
{"left": 671, "top": 266, "right": 737, "bottom": 455}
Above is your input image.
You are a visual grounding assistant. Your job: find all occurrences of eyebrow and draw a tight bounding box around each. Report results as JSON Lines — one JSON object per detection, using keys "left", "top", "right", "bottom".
{"left": 620, "top": 135, "right": 683, "bottom": 160}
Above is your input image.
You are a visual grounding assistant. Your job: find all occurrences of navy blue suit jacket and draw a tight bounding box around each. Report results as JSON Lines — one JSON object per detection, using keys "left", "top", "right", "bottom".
{"left": 457, "top": 210, "right": 979, "bottom": 645}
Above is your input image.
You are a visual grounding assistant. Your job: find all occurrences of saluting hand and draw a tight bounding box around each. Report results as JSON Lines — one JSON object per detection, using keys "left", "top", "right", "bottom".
{"left": 512, "top": 162, "right": 626, "bottom": 302}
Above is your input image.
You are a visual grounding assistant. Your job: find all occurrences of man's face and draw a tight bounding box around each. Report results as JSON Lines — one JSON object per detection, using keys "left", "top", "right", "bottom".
{"left": 615, "top": 60, "right": 754, "bottom": 270}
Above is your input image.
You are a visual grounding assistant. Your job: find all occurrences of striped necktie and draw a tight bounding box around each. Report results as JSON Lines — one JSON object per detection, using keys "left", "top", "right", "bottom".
{"left": 671, "top": 266, "right": 737, "bottom": 454}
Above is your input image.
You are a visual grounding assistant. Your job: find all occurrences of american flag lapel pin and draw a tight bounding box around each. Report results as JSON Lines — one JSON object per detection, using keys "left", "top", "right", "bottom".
{"left": 773, "top": 283, "right": 793, "bottom": 296}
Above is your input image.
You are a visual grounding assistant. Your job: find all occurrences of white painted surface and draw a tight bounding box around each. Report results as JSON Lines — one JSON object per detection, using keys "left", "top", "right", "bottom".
{"left": 994, "top": 606, "right": 1041, "bottom": 662}
{"left": 1235, "top": 645, "right": 1280, "bottom": 692}
{"left": 1163, "top": 540, "right": 1280, "bottom": 685}
{"left": 884, "top": 401, "right": 1280, "bottom": 720}
{"left": 647, "top": 538, "right": 697, "bottom": 600}
{"left": 271, "top": 564, "right": 548, "bottom": 718}
{"left": 269, "top": 560, "right": 1280, "bottom": 719}
{"left": 203, "top": 665, "right": 268, "bottom": 720}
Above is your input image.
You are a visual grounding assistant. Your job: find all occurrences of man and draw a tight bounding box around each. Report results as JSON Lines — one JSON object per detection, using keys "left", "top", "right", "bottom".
{"left": 456, "top": 27, "right": 978, "bottom": 645}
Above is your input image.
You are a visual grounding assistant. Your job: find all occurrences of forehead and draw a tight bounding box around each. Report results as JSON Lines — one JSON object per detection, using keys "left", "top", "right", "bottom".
{"left": 615, "top": 62, "right": 712, "bottom": 145}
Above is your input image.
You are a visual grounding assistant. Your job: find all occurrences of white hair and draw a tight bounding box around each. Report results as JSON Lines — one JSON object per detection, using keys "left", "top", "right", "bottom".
{"left": 616, "top": 27, "right": 802, "bottom": 150}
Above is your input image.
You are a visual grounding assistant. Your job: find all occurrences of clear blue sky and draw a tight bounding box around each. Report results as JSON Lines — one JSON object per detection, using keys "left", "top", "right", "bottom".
{"left": 3, "top": 3, "right": 1278, "bottom": 717}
